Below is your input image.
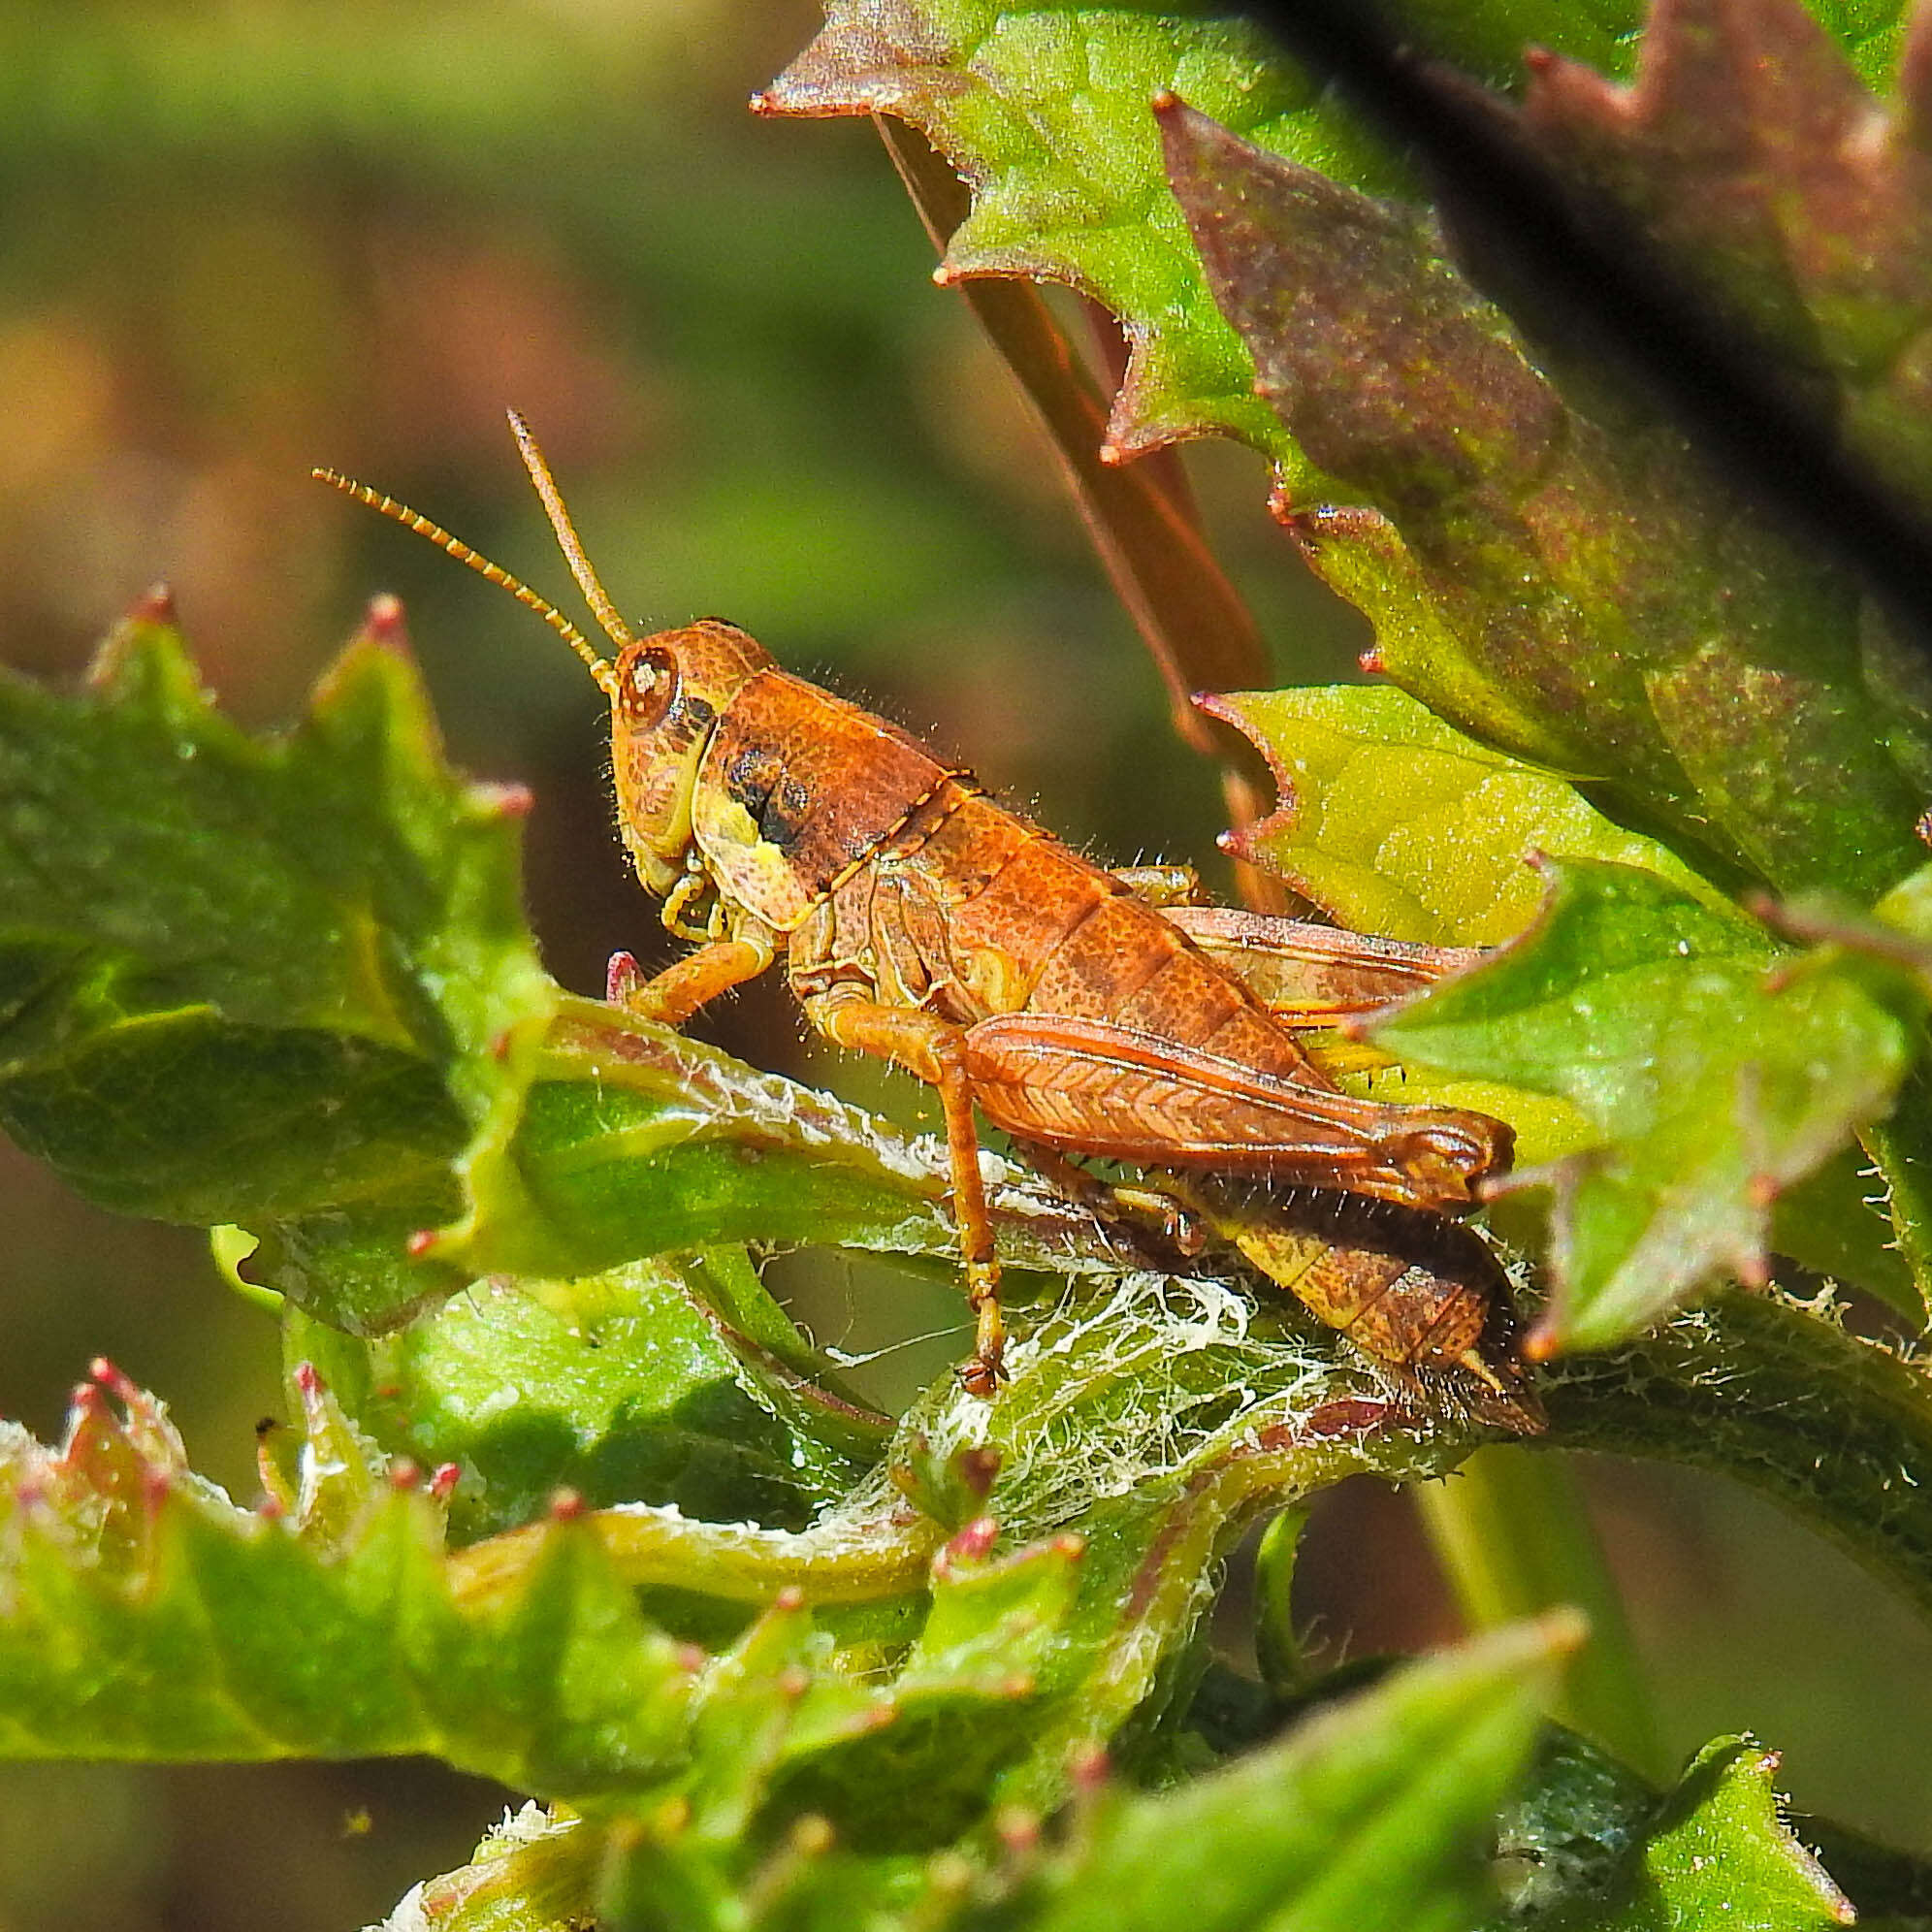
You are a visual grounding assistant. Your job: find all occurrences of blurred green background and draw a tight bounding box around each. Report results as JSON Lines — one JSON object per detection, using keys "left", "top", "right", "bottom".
{"left": 0, "top": 3, "right": 1927, "bottom": 1925}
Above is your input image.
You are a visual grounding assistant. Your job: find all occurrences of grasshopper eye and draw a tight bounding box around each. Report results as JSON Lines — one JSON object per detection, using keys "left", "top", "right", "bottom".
{"left": 619, "top": 647, "right": 679, "bottom": 728}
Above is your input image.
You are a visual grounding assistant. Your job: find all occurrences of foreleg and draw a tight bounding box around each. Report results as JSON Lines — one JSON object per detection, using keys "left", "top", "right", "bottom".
{"left": 606, "top": 932, "right": 777, "bottom": 1026}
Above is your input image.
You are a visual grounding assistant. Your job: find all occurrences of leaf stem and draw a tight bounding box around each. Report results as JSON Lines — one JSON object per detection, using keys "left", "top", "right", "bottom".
{"left": 1252, "top": 1504, "right": 1312, "bottom": 1697}
{"left": 1416, "top": 1447, "right": 1665, "bottom": 1782}
{"left": 447, "top": 1494, "right": 940, "bottom": 1612}
{"left": 1545, "top": 1287, "right": 1932, "bottom": 1629}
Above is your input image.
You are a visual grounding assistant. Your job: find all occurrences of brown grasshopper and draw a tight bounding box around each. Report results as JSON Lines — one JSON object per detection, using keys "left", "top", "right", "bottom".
{"left": 315, "top": 415, "right": 1528, "bottom": 1419}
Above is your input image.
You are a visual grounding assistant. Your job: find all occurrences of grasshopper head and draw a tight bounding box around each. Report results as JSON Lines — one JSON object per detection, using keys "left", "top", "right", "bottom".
{"left": 313, "top": 411, "right": 774, "bottom": 902}
{"left": 607, "top": 621, "right": 770, "bottom": 895}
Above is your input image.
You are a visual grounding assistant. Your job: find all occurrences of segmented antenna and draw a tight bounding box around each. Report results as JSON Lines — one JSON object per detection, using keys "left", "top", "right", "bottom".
{"left": 309, "top": 463, "right": 622, "bottom": 699}
{"left": 505, "top": 409, "right": 635, "bottom": 652}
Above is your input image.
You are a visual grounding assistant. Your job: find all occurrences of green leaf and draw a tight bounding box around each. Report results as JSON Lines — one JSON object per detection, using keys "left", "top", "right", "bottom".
{"left": 0, "top": 619, "right": 1148, "bottom": 1341}
{"left": 758, "top": 5, "right": 1397, "bottom": 471}
{"left": 1203, "top": 683, "right": 1726, "bottom": 1169}
{"left": 1374, "top": 858, "right": 1921, "bottom": 1349}
{"left": 0, "top": 1371, "right": 696, "bottom": 1791}
{"left": 760, "top": 6, "right": 1650, "bottom": 476}
{"left": 282, "top": 1257, "right": 888, "bottom": 1543}
{"left": 1204, "top": 683, "right": 1733, "bottom": 947}
{"left": 1482, "top": 1724, "right": 1859, "bottom": 1929}
{"left": 1160, "top": 97, "right": 1931, "bottom": 901}
{"left": 1204, "top": 689, "right": 1927, "bottom": 1312}
{"left": 1601, "top": 1737, "right": 1855, "bottom": 1930}
{"left": 1033, "top": 1615, "right": 1578, "bottom": 1932}
{"left": 0, "top": 606, "right": 553, "bottom": 1331}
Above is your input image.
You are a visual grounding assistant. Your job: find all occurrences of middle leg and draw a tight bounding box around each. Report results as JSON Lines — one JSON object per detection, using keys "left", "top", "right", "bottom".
{"left": 798, "top": 987, "right": 1007, "bottom": 1394}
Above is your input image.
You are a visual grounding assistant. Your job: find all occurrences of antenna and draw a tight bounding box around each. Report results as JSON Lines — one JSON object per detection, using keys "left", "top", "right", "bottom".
{"left": 506, "top": 409, "right": 634, "bottom": 651}
{"left": 311, "top": 454, "right": 623, "bottom": 700}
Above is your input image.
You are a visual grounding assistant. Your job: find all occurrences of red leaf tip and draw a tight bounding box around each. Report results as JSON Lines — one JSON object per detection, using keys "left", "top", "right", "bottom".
{"left": 477, "top": 782, "right": 535, "bottom": 821}
{"left": 404, "top": 1229, "right": 440, "bottom": 1258}
{"left": 128, "top": 582, "right": 177, "bottom": 625}
{"left": 995, "top": 1806, "right": 1041, "bottom": 1855}
{"left": 429, "top": 1463, "right": 462, "bottom": 1500}
{"left": 293, "top": 1361, "right": 322, "bottom": 1396}
{"left": 363, "top": 593, "right": 408, "bottom": 644}
{"left": 1148, "top": 88, "right": 1180, "bottom": 114}
{"left": 89, "top": 1358, "right": 139, "bottom": 1401}
{"left": 774, "top": 1584, "right": 806, "bottom": 1613}
{"left": 548, "top": 1486, "right": 585, "bottom": 1521}
{"left": 946, "top": 1514, "right": 999, "bottom": 1563}
{"left": 388, "top": 1459, "right": 422, "bottom": 1491}
{"left": 1916, "top": 808, "right": 1932, "bottom": 849}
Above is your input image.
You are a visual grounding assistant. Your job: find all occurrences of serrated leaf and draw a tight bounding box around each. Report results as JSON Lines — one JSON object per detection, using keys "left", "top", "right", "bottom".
{"left": 0, "top": 607, "right": 552, "bottom": 1331}
{"left": 1202, "top": 683, "right": 1731, "bottom": 1168}
{"left": 0, "top": 1378, "right": 697, "bottom": 1790}
{"left": 1033, "top": 1615, "right": 1577, "bottom": 1932}
{"left": 1206, "top": 687, "right": 1926, "bottom": 1308}
{"left": 1161, "top": 95, "right": 1932, "bottom": 902}
{"left": 1206, "top": 685, "right": 1731, "bottom": 949}
{"left": 0, "top": 621, "right": 1144, "bottom": 1341}
{"left": 1375, "top": 858, "right": 1922, "bottom": 1350}
{"left": 760, "top": 6, "right": 1652, "bottom": 475}
{"left": 758, "top": 5, "right": 1396, "bottom": 470}
{"left": 1481, "top": 1723, "right": 1861, "bottom": 1928}
{"left": 1521, "top": 0, "right": 1932, "bottom": 529}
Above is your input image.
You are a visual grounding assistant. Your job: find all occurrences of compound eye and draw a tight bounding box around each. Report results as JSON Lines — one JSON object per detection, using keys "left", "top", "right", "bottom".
{"left": 619, "top": 646, "right": 679, "bottom": 728}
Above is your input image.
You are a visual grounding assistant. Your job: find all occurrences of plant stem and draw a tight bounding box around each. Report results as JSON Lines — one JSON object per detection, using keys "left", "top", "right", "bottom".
{"left": 1416, "top": 1447, "right": 1665, "bottom": 1783}
{"left": 1546, "top": 1287, "right": 1932, "bottom": 1628}
{"left": 1252, "top": 1504, "right": 1313, "bottom": 1697}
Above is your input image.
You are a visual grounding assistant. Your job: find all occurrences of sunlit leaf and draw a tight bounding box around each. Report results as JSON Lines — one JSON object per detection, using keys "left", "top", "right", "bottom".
{"left": 1376, "top": 859, "right": 1922, "bottom": 1349}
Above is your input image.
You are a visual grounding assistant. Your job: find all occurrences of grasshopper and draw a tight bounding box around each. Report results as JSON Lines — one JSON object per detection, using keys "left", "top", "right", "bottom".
{"left": 315, "top": 415, "right": 1525, "bottom": 1416}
